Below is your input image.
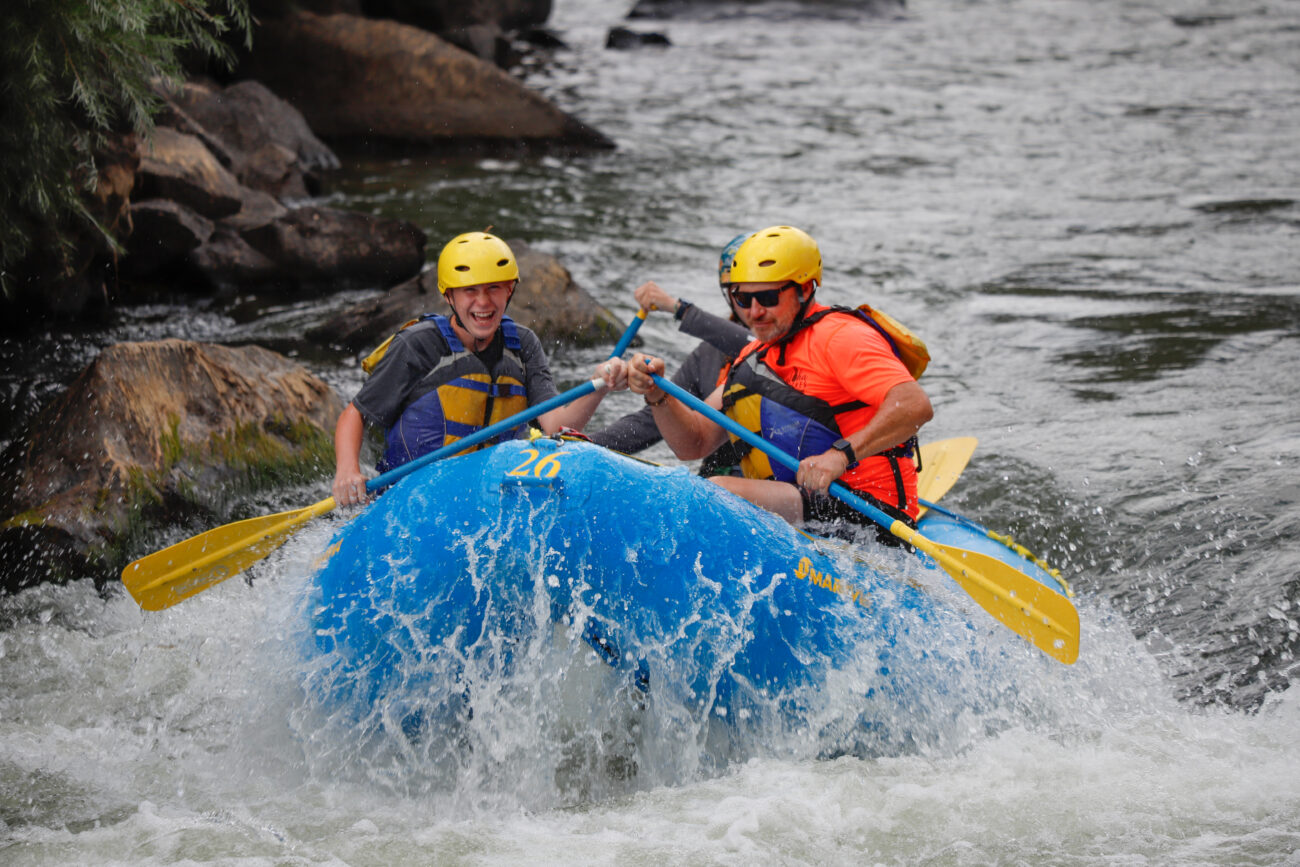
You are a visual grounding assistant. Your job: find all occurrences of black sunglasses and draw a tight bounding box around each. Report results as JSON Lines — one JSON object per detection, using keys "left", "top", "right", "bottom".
{"left": 729, "top": 282, "right": 798, "bottom": 309}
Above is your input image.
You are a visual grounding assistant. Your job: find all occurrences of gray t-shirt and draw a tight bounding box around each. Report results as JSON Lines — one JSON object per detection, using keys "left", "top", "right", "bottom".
{"left": 353, "top": 317, "right": 558, "bottom": 430}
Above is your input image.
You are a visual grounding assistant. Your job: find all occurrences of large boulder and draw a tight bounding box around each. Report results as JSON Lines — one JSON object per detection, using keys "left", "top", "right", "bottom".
{"left": 0, "top": 340, "right": 343, "bottom": 591}
{"left": 122, "top": 199, "right": 215, "bottom": 278}
{"left": 238, "top": 11, "right": 613, "bottom": 149}
{"left": 161, "top": 79, "right": 341, "bottom": 200}
{"left": 505, "top": 241, "right": 624, "bottom": 346}
{"left": 629, "top": 0, "right": 905, "bottom": 17}
{"left": 307, "top": 239, "right": 622, "bottom": 351}
{"left": 185, "top": 225, "right": 283, "bottom": 292}
{"left": 178, "top": 188, "right": 289, "bottom": 291}
{"left": 134, "top": 127, "right": 245, "bottom": 219}
{"left": 361, "top": 0, "right": 552, "bottom": 31}
{"left": 237, "top": 205, "right": 427, "bottom": 291}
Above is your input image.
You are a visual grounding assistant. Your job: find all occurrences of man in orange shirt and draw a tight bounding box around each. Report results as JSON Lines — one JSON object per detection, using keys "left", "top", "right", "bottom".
{"left": 627, "top": 225, "right": 933, "bottom": 541}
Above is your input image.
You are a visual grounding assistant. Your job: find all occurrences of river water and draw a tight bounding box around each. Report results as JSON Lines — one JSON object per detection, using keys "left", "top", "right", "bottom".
{"left": 3, "top": 0, "right": 1300, "bottom": 863}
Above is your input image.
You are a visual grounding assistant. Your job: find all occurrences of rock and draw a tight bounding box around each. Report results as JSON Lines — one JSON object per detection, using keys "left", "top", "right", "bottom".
{"left": 306, "top": 238, "right": 622, "bottom": 351}
{"left": 606, "top": 27, "right": 671, "bottom": 49}
{"left": 360, "top": 0, "right": 553, "bottom": 32}
{"left": 1170, "top": 13, "right": 1235, "bottom": 27}
{"left": 151, "top": 84, "right": 242, "bottom": 171}
{"left": 1182, "top": 195, "right": 1296, "bottom": 214}
{"left": 134, "top": 127, "right": 245, "bottom": 219}
{"left": 221, "top": 188, "right": 291, "bottom": 234}
{"left": 518, "top": 27, "right": 567, "bottom": 49}
{"left": 238, "top": 11, "right": 614, "bottom": 150}
{"left": 185, "top": 227, "right": 283, "bottom": 294}
{"left": 507, "top": 240, "right": 625, "bottom": 346}
{"left": 171, "top": 198, "right": 424, "bottom": 296}
{"left": 0, "top": 340, "right": 343, "bottom": 591}
{"left": 440, "top": 23, "right": 516, "bottom": 66}
{"left": 629, "top": 0, "right": 905, "bottom": 18}
{"left": 164, "top": 79, "right": 340, "bottom": 199}
{"left": 238, "top": 205, "right": 427, "bottom": 292}
{"left": 122, "top": 200, "right": 215, "bottom": 279}
{"left": 305, "top": 271, "right": 438, "bottom": 352}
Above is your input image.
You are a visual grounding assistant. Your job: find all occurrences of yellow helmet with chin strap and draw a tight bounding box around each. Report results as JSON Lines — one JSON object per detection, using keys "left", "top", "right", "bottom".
{"left": 728, "top": 225, "right": 822, "bottom": 288}
{"left": 437, "top": 232, "right": 519, "bottom": 294}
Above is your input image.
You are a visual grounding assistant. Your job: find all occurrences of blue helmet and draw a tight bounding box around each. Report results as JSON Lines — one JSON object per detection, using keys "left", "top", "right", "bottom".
{"left": 718, "top": 233, "right": 752, "bottom": 287}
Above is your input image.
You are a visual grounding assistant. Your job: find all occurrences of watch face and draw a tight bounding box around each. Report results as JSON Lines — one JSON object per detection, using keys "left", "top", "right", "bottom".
{"left": 834, "top": 439, "right": 855, "bottom": 463}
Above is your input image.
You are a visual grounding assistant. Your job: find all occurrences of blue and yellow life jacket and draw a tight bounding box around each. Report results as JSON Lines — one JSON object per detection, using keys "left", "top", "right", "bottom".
{"left": 379, "top": 315, "right": 530, "bottom": 472}
{"left": 721, "top": 306, "right": 921, "bottom": 509}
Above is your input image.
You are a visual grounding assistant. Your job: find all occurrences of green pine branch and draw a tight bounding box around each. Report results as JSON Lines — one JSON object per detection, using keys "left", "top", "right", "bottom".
{"left": 0, "top": 0, "right": 251, "bottom": 300}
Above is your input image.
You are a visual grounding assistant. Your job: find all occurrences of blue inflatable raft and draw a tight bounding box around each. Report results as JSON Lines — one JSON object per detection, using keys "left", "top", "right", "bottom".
{"left": 299, "top": 436, "right": 1071, "bottom": 779}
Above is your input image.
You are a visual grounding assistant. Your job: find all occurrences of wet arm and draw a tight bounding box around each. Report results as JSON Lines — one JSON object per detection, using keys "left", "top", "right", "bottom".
{"left": 332, "top": 403, "right": 368, "bottom": 504}
{"left": 654, "top": 386, "right": 729, "bottom": 459}
{"left": 843, "top": 380, "right": 933, "bottom": 461}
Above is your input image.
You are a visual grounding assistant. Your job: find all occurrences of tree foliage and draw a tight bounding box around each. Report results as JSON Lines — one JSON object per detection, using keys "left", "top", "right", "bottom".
{"left": 0, "top": 0, "right": 251, "bottom": 299}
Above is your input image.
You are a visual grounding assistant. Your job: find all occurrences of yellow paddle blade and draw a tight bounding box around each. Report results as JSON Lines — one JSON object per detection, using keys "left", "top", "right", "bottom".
{"left": 893, "top": 521, "right": 1080, "bottom": 665}
{"left": 121, "top": 498, "right": 336, "bottom": 611}
{"left": 916, "top": 436, "right": 978, "bottom": 517}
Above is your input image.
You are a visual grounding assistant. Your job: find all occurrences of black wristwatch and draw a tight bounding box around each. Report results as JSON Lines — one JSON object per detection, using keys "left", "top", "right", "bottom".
{"left": 674, "top": 298, "right": 692, "bottom": 321}
{"left": 831, "top": 438, "right": 858, "bottom": 468}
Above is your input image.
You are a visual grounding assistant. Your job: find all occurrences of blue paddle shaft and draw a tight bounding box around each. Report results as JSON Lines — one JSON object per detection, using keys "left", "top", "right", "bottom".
{"left": 609, "top": 308, "right": 648, "bottom": 359}
{"left": 648, "top": 374, "right": 899, "bottom": 533}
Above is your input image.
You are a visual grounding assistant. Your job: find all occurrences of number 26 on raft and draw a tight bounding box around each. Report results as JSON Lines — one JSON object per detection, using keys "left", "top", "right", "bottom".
{"left": 506, "top": 449, "right": 568, "bottom": 479}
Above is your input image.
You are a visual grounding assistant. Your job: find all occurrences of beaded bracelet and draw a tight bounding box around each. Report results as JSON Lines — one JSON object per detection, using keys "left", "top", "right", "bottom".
{"left": 644, "top": 390, "right": 669, "bottom": 407}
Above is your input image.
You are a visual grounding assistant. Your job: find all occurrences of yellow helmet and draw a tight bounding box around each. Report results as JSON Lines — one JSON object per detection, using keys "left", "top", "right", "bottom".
{"left": 727, "top": 225, "right": 821, "bottom": 287}
{"left": 436, "top": 232, "right": 519, "bottom": 294}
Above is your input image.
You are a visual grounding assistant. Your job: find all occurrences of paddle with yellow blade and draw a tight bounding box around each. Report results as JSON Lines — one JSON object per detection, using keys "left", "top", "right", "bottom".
{"left": 650, "top": 374, "right": 1080, "bottom": 665}
{"left": 915, "top": 436, "right": 977, "bottom": 518}
{"left": 122, "top": 311, "right": 653, "bottom": 612}
{"left": 914, "top": 437, "right": 1071, "bottom": 597}
{"left": 916, "top": 497, "right": 1071, "bottom": 597}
